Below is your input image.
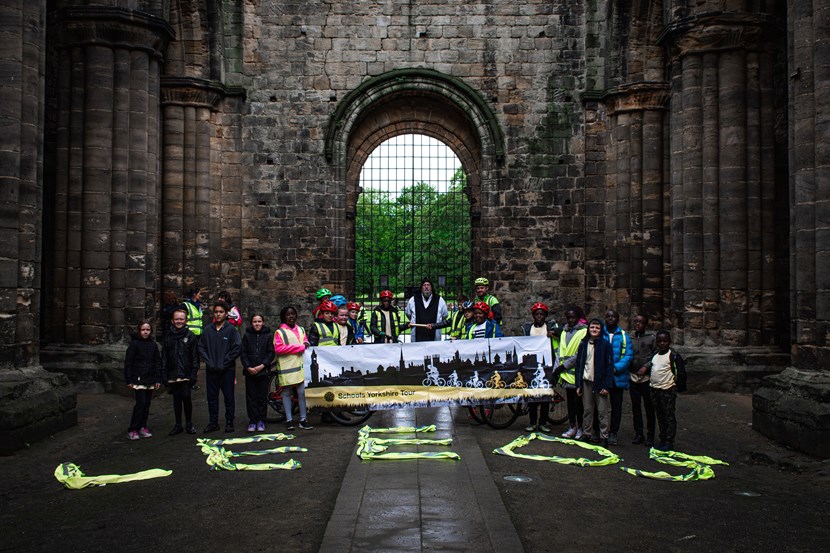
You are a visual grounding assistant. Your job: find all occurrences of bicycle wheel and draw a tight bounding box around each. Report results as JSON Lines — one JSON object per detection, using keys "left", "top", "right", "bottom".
{"left": 467, "top": 406, "right": 485, "bottom": 424}
{"left": 328, "top": 408, "right": 373, "bottom": 426}
{"left": 266, "top": 374, "right": 287, "bottom": 423}
{"left": 479, "top": 401, "right": 521, "bottom": 429}
{"left": 546, "top": 386, "right": 569, "bottom": 425}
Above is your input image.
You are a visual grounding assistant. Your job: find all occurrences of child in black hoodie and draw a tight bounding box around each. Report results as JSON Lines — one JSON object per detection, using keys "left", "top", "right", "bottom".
{"left": 240, "top": 314, "right": 276, "bottom": 432}
{"left": 163, "top": 308, "right": 199, "bottom": 435}
{"left": 124, "top": 320, "right": 162, "bottom": 440}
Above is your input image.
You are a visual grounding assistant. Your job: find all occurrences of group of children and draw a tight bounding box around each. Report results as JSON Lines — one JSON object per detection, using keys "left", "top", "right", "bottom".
{"left": 124, "top": 289, "right": 315, "bottom": 440}
{"left": 523, "top": 304, "right": 687, "bottom": 451}
{"left": 127, "top": 284, "right": 686, "bottom": 450}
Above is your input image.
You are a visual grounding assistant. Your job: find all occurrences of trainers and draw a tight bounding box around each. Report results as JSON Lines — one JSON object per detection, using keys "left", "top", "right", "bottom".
{"left": 538, "top": 423, "right": 551, "bottom": 433}
{"left": 286, "top": 421, "right": 295, "bottom": 431}
{"left": 601, "top": 438, "right": 610, "bottom": 447}
{"left": 645, "top": 435, "right": 654, "bottom": 447}
{"left": 525, "top": 424, "right": 537, "bottom": 432}
{"left": 257, "top": 421, "right": 266, "bottom": 432}
{"left": 224, "top": 422, "right": 234, "bottom": 433}
{"left": 608, "top": 433, "right": 618, "bottom": 445}
{"left": 298, "top": 420, "right": 314, "bottom": 430}
{"left": 186, "top": 423, "right": 196, "bottom": 434}
{"left": 127, "top": 430, "right": 140, "bottom": 441}
{"left": 580, "top": 433, "right": 593, "bottom": 442}
{"left": 247, "top": 423, "right": 257, "bottom": 433}
{"left": 203, "top": 423, "right": 220, "bottom": 433}
{"left": 168, "top": 425, "right": 184, "bottom": 436}
{"left": 139, "top": 427, "right": 153, "bottom": 438}
{"left": 631, "top": 434, "right": 645, "bottom": 445}
{"left": 574, "top": 429, "right": 584, "bottom": 440}
{"left": 561, "top": 426, "right": 577, "bottom": 438}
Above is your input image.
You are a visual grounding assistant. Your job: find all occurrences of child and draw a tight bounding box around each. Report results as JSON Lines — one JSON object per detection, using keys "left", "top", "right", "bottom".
{"left": 649, "top": 330, "right": 687, "bottom": 451}
{"left": 346, "top": 302, "right": 365, "bottom": 343}
{"left": 575, "top": 318, "right": 615, "bottom": 446}
{"left": 555, "top": 307, "right": 588, "bottom": 439}
{"left": 273, "top": 306, "right": 313, "bottom": 431}
{"left": 522, "top": 302, "right": 560, "bottom": 433}
{"left": 199, "top": 301, "right": 242, "bottom": 433}
{"left": 240, "top": 314, "right": 275, "bottom": 432}
{"left": 124, "top": 320, "right": 162, "bottom": 440}
{"left": 162, "top": 308, "right": 199, "bottom": 435}
{"left": 216, "top": 290, "right": 242, "bottom": 327}
{"left": 629, "top": 314, "right": 656, "bottom": 446}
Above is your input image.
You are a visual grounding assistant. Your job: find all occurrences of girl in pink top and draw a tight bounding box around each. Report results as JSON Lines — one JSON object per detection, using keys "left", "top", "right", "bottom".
{"left": 272, "top": 306, "right": 313, "bottom": 431}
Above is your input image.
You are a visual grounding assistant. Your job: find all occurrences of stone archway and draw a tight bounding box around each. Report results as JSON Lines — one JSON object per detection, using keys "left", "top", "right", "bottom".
{"left": 324, "top": 69, "right": 504, "bottom": 297}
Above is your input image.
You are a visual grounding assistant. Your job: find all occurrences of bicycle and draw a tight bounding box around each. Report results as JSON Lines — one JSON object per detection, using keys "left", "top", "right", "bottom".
{"left": 266, "top": 373, "right": 373, "bottom": 427}
{"left": 478, "top": 385, "right": 569, "bottom": 429}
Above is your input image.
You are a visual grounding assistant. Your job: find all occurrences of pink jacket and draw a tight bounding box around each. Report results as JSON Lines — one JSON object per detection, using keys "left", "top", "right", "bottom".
{"left": 273, "top": 323, "right": 306, "bottom": 354}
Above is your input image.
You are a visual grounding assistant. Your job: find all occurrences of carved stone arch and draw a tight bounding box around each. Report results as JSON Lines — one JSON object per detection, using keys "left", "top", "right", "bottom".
{"left": 324, "top": 68, "right": 505, "bottom": 296}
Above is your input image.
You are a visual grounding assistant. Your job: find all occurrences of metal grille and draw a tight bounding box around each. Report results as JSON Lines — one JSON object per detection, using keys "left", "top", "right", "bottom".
{"left": 356, "top": 134, "right": 471, "bottom": 307}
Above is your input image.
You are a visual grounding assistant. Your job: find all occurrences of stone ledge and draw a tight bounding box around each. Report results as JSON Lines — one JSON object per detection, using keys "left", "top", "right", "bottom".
{"left": 0, "top": 366, "right": 77, "bottom": 455}
{"left": 682, "top": 346, "right": 790, "bottom": 393}
{"left": 753, "top": 367, "right": 830, "bottom": 458}
{"left": 40, "top": 343, "right": 128, "bottom": 394}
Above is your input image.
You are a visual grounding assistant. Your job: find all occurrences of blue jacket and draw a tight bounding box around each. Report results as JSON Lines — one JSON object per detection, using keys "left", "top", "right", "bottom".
{"left": 464, "top": 319, "right": 503, "bottom": 339}
{"left": 574, "top": 337, "right": 615, "bottom": 392}
{"left": 603, "top": 326, "right": 633, "bottom": 389}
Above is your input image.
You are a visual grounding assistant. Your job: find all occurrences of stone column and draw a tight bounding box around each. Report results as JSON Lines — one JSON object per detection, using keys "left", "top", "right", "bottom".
{"left": 604, "top": 83, "right": 670, "bottom": 322}
{"left": 753, "top": 0, "right": 830, "bottom": 458}
{"left": 41, "top": 7, "right": 172, "bottom": 388}
{"left": 159, "top": 77, "right": 227, "bottom": 295}
{"left": 661, "top": 13, "right": 780, "bottom": 349}
{"left": 0, "top": 0, "right": 75, "bottom": 454}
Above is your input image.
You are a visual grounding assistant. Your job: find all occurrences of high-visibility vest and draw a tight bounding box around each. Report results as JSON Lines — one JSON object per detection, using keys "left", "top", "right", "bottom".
{"left": 479, "top": 293, "right": 499, "bottom": 308}
{"left": 370, "top": 308, "right": 404, "bottom": 341}
{"left": 313, "top": 322, "right": 339, "bottom": 347}
{"left": 448, "top": 311, "right": 467, "bottom": 339}
{"left": 274, "top": 326, "right": 306, "bottom": 387}
{"left": 183, "top": 301, "right": 203, "bottom": 336}
{"left": 557, "top": 326, "right": 587, "bottom": 385}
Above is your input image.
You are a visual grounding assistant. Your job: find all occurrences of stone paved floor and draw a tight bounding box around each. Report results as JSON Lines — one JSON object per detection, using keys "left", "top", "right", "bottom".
{"left": 319, "top": 407, "right": 523, "bottom": 552}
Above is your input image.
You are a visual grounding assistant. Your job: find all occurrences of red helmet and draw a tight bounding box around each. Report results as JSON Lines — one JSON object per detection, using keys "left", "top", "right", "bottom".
{"left": 379, "top": 290, "right": 394, "bottom": 299}
{"left": 531, "top": 302, "right": 549, "bottom": 314}
{"left": 346, "top": 302, "right": 361, "bottom": 311}
{"left": 318, "top": 300, "right": 338, "bottom": 313}
{"left": 473, "top": 301, "right": 490, "bottom": 313}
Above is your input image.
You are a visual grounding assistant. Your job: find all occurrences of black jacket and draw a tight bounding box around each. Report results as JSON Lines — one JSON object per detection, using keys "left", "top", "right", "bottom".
{"left": 124, "top": 334, "right": 162, "bottom": 385}
{"left": 574, "top": 337, "right": 615, "bottom": 392}
{"left": 162, "top": 326, "right": 199, "bottom": 382}
{"left": 240, "top": 326, "right": 276, "bottom": 377}
{"left": 199, "top": 321, "right": 241, "bottom": 372}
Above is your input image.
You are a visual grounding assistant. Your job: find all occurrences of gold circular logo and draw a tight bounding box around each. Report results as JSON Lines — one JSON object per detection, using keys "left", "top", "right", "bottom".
{"left": 324, "top": 391, "right": 335, "bottom": 402}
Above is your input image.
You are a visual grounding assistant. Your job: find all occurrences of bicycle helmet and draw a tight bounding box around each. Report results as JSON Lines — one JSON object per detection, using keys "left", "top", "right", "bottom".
{"left": 474, "top": 277, "right": 489, "bottom": 286}
{"left": 315, "top": 287, "right": 332, "bottom": 300}
{"left": 318, "top": 300, "right": 338, "bottom": 313}
{"left": 531, "top": 302, "right": 549, "bottom": 314}
{"left": 461, "top": 300, "right": 474, "bottom": 310}
{"left": 379, "top": 290, "right": 394, "bottom": 299}
{"left": 473, "top": 301, "right": 490, "bottom": 313}
{"left": 330, "top": 294, "right": 347, "bottom": 307}
{"left": 346, "top": 302, "right": 361, "bottom": 311}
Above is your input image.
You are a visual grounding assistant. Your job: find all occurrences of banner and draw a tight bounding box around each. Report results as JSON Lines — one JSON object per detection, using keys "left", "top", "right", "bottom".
{"left": 302, "top": 336, "right": 555, "bottom": 410}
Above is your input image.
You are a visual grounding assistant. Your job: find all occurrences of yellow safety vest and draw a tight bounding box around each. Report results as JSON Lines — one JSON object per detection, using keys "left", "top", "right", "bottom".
{"left": 557, "top": 326, "right": 587, "bottom": 385}
{"left": 275, "top": 326, "right": 306, "bottom": 387}
{"left": 313, "top": 321, "right": 339, "bottom": 347}
{"left": 183, "top": 301, "right": 203, "bottom": 336}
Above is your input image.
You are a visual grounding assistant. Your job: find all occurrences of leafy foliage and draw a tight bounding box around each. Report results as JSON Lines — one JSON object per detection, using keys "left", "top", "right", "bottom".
{"left": 356, "top": 168, "right": 471, "bottom": 300}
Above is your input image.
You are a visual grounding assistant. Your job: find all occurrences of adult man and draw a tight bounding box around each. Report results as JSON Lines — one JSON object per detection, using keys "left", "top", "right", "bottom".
{"left": 369, "top": 290, "right": 407, "bottom": 343}
{"left": 199, "top": 301, "right": 241, "bottom": 433}
{"left": 405, "top": 279, "right": 449, "bottom": 342}
{"left": 473, "top": 277, "right": 502, "bottom": 324}
{"left": 603, "top": 309, "right": 633, "bottom": 445}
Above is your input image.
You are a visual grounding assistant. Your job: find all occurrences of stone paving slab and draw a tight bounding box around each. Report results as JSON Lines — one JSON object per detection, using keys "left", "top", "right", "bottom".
{"left": 318, "top": 406, "right": 524, "bottom": 553}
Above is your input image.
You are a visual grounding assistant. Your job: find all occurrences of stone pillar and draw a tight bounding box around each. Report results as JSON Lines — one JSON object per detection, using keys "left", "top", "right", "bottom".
{"left": 41, "top": 7, "right": 172, "bottom": 388}
{"left": 753, "top": 0, "right": 830, "bottom": 458}
{"left": 604, "top": 83, "right": 670, "bottom": 322}
{"left": 661, "top": 13, "right": 780, "bottom": 349}
{"left": 159, "top": 77, "right": 227, "bottom": 295}
{"left": 0, "top": 0, "right": 76, "bottom": 454}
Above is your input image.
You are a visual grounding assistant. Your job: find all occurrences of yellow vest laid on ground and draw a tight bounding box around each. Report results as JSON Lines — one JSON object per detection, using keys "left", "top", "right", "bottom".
{"left": 275, "top": 326, "right": 306, "bottom": 387}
